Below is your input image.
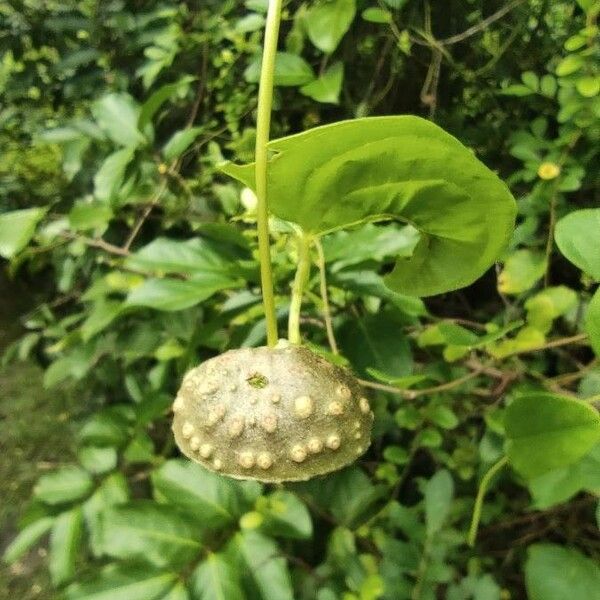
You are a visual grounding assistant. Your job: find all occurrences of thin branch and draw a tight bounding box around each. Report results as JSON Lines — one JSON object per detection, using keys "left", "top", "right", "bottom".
{"left": 358, "top": 368, "right": 483, "bottom": 399}
{"left": 500, "top": 333, "right": 589, "bottom": 359}
{"left": 315, "top": 238, "right": 339, "bottom": 355}
{"left": 61, "top": 232, "right": 130, "bottom": 257}
{"left": 440, "top": 0, "right": 526, "bottom": 45}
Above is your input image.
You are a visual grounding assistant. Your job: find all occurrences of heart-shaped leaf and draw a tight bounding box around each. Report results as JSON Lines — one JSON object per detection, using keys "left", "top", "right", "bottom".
{"left": 221, "top": 116, "right": 516, "bottom": 297}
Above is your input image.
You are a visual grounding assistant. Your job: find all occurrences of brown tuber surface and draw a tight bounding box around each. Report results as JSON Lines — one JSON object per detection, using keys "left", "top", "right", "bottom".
{"left": 172, "top": 343, "right": 373, "bottom": 482}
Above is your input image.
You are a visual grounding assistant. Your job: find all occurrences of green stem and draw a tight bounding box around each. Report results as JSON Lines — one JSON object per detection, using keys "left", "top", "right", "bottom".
{"left": 288, "top": 234, "right": 312, "bottom": 344}
{"left": 467, "top": 455, "right": 509, "bottom": 547}
{"left": 255, "top": 0, "right": 282, "bottom": 347}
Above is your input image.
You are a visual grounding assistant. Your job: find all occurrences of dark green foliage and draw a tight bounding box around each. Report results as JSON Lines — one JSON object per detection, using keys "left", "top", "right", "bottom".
{"left": 1, "top": 0, "right": 600, "bottom": 598}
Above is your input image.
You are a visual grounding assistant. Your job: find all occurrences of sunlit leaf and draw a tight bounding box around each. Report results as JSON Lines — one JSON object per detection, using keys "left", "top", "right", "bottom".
{"left": 0, "top": 208, "right": 47, "bottom": 258}
{"left": 525, "top": 545, "right": 600, "bottom": 600}
{"left": 221, "top": 116, "right": 516, "bottom": 297}
{"left": 504, "top": 393, "right": 600, "bottom": 479}
{"left": 304, "top": 0, "right": 356, "bottom": 54}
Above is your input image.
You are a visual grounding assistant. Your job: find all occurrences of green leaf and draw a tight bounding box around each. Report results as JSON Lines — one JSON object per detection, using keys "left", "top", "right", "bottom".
{"left": 521, "top": 71, "right": 539, "bottom": 90}
{"left": 190, "top": 553, "right": 244, "bottom": 600}
{"left": 322, "top": 222, "right": 419, "bottom": 267}
{"left": 525, "top": 286, "right": 577, "bottom": 333}
{"left": 339, "top": 312, "right": 412, "bottom": 378}
{"left": 498, "top": 249, "right": 546, "bottom": 295}
{"left": 138, "top": 77, "right": 195, "bottom": 131}
{"left": 424, "top": 469, "right": 454, "bottom": 536}
{"left": 125, "top": 275, "right": 240, "bottom": 311}
{"left": 525, "top": 544, "right": 600, "bottom": 600}
{"left": 80, "top": 299, "right": 125, "bottom": 341}
{"left": 0, "top": 207, "right": 47, "bottom": 258}
{"left": 293, "top": 467, "right": 387, "bottom": 527}
{"left": 125, "top": 237, "right": 231, "bottom": 276}
{"left": 529, "top": 443, "right": 600, "bottom": 509}
{"left": 221, "top": 116, "right": 516, "bottom": 297}
{"left": 3, "top": 517, "right": 54, "bottom": 563}
{"left": 586, "top": 288, "right": 600, "bottom": 357}
{"left": 258, "top": 490, "right": 313, "bottom": 539}
{"left": 504, "top": 393, "right": 600, "bottom": 479}
{"left": 300, "top": 62, "right": 344, "bottom": 104}
{"left": 78, "top": 446, "right": 118, "bottom": 475}
{"left": 69, "top": 201, "right": 113, "bottom": 231}
{"left": 65, "top": 565, "right": 176, "bottom": 600}
{"left": 34, "top": 466, "right": 94, "bottom": 505}
{"left": 151, "top": 460, "right": 243, "bottom": 527}
{"left": 304, "top": 0, "right": 357, "bottom": 54}
{"left": 362, "top": 7, "right": 392, "bottom": 23}
{"left": 92, "top": 93, "right": 145, "bottom": 147}
{"left": 555, "top": 209, "right": 600, "bottom": 280}
{"left": 556, "top": 55, "right": 584, "bottom": 77}
{"left": 159, "top": 583, "right": 190, "bottom": 600}
{"left": 49, "top": 507, "right": 83, "bottom": 586}
{"left": 576, "top": 75, "right": 600, "bottom": 97}
{"left": 84, "top": 473, "right": 130, "bottom": 558}
{"left": 244, "top": 52, "right": 315, "bottom": 87}
{"left": 99, "top": 501, "right": 202, "bottom": 568}
{"left": 235, "top": 530, "right": 294, "bottom": 600}
{"left": 94, "top": 147, "right": 135, "bottom": 202}
{"left": 235, "top": 13, "right": 266, "bottom": 33}
{"left": 163, "top": 127, "right": 204, "bottom": 161}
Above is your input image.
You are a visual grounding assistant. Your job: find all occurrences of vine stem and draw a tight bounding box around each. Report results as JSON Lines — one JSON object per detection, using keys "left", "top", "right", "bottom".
{"left": 255, "top": 0, "right": 282, "bottom": 347}
{"left": 315, "top": 239, "right": 339, "bottom": 354}
{"left": 467, "top": 455, "right": 509, "bottom": 547}
{"left": 288, "top": 234, "right": 312, "bottom": 345}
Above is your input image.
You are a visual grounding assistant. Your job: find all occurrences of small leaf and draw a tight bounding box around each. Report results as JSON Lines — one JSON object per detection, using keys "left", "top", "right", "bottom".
{"left": 504, "top": 393, "right": 600, "bottom": 479}
{"left": 190, "top": 553, "right": 244, "bottom": 600}
{"left": 138, "top": 77, "right": 195, "bottom": 131}
{"left": 300, "top": 62, "right": 344, "bottom": 104}
{"left": 235, "top": 530, "right": 294, "bottom": 600}
{"left": 94, "top": 147, "right": 135, "bottom": 202}
{"left": 586, "top": 288, "right": 600, "bottom": 358}
{"left": 49, "top": 507, "right": 83, "bottom": 586}
{"left": 125, "top": 276, "right": 240, "bottom": 311}
{"left": 0, "top": 208, "right": 47, "bottom": 258}
{"left": 555, "top": 209, "right": 600, "bottom": 280}
{"left": 424, "top": 470, "right": 454, "bottom": 536}
{"left": 304, "top": 0, "right": 356, "bottom": 54}
{"left": 258, "top": 490, "right": 312, "bottom": 539}
{"left": 34, "top": 466, "right": 94, "bottom": 505}
{"left": 497, "top": 249, "right": 546, "bottom": 295}
{"left": 556, "top": 55, "right": 584, "bottom": 76}
{"left": 244, "top": 52, "right": 315, "bottom": 87}
{"left": 83, "top": 473, "right": 130, "bottom": 558}
{"left": 521, "top": 71, "right": 539, "bottom": 90}
{"left": 525, "top": 544, "right": 600, "bottom": 600}
{"left": 3, "top": 517, "right": 54, "bottom": 563}
{"left": 163, "top": 127, "right": 204, "bottom": 162}
{"left": 125, "top": 237, "right": 232, "bottom": 276}
{"left": 339, "top": 312, "right": 412, "bottom": 378}
{"left": 362, "top": 7, "right": 392, "bottom": 23}
{"left": 78, "top": 446, "right": 118, "bottom": 475}
{"left": 69, "top": 202, "right": 113, "bottom": 231}
{"left": 92, "top": 93, "right": 145, "bottom": 147}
